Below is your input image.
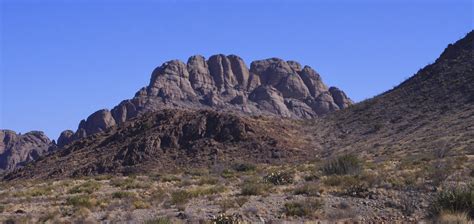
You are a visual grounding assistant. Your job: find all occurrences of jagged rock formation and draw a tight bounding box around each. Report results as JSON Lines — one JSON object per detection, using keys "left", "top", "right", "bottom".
{"left": 0, "top": 130, "right": 55, "bottom": 172}
{"left": 5, "top": 110, "right": 312, "bottom": 180}
{"left": 59, "top": 55, "right": 351, "bottom": 146}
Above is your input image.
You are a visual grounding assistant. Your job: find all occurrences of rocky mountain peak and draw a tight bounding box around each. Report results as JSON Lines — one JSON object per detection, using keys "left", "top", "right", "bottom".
{"left": 59, "top": 54, "right": 352, "bottom": 147}
{"left": 0, "top": 130, "right": 55, "bottom": 172}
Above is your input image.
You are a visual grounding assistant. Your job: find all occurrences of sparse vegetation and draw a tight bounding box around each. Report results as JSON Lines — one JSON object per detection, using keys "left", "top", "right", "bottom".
{"left": 110, "top": 177, "right": 151, "bottom": 189}
{"left": 144, "top": 217, "right": 172, "bottom": 224}
{"left": 240, "top": 179, "right": 271, "bottom": 196}
{"left": 284, "top": 198, "right": 323, "bottom": 217}
{"left": 232, "top": 162, "right": 257, "bottom": 172}
{"left": 293, "top": 184, "right": 321, "bottom": 196}
{"left": 112, "top": 191, "right": 136, "bottom": 199}
{"left": 322, "top": 154, "right": 362, "bottom": 175}
{"left": 67, "top": 195, "right": 95, "bottom": 208}
{"left": 69, "top": 180, "right": 101, "bottom": 194}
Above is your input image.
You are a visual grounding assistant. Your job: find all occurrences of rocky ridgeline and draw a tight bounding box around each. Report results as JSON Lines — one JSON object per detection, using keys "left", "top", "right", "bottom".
{"left": 0, "top": 130, "right": 55, "bottom": 172}
{"left": 58, "top": 55, "right": 352, "bottom": 147}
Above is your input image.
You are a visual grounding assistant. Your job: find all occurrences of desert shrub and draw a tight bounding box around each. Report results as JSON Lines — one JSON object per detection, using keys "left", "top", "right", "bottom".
{"left": 232, "top": 162, "right": 257, "bottom": 172}
{"left": 293, "top": 184, "right": 321, "bottom": 196}
{"left": 94, "top": 175, "right": 113, "bottom": 181}
{"left": 436, "top": 211, "right": 470, "bottom": 224}
{"left": 133, "top": 199, "right": 150, "bottom": 209}
{"left": 0, "top": 205, "right": 5, "bottom": 213}
{"left": 345, "top": 182, "right": 370, "bottom": 198}
{"left": 284, "top": 198, "right": 323, "bottom": 217}
{"left": 160, "top": 175, "right": 181, "bottom": 182}
{"left": 263, "top": 171, "right": 293, "bottom": 185}
{"left": 144, "top": 217, "right": 172, "bottom": 224}
{"left": 67, "top": 195, "right": 95, "bottom": 208}
{"left": 171, "top": 186, "right": 225, "bottom": 206}
{"left": 171, "top": 190, "right": 192, "bottom": 206}
{"left": 69, "top": 180, "right": 101, "bottom": 194}
{"left": 112, "top": 191, "right": 136, "bottom": 199}
{"left": 240, "top": 180, "right": 271, "bottom": 196}
{"left": 432, "top": 184, "right": 474, "bottom": 217}
{"left": 304, "top": 173, "right": 320, "bottom": 182}
{"left": 149, "top": 187, "right": 167, "bottom": 204}
{"left": 110, "top": 177, "right": 151, "bottom": 189}
{"left": 322, "top": 175, "right": 358, "bottom": 187}
{"left": 322, "top": 154, "right": 362, "bottom": 175}
{"left": 221, "top": 169, "right": 235, "bottom": 179}
{"left": 212, "top": 213, "right": 243, "bottom": 224}
{"left": 189, "top": 185, "right": 226, "bottom": 197}
{"left": 197, "top": 176, "right": 219, "bottom": 186}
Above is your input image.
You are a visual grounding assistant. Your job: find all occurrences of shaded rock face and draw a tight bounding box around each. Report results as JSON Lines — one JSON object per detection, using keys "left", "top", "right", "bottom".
{"left": 5, "top": 110, "right": 310, "bottom": 180}
{"left": 0, "top": 130, "right": 54, "bottom": 172}
{"left": 57, "top": 130, "right": 74, "bottom": 147}
{"left": 62, "top": 54, "right": 352, "bottom": 142}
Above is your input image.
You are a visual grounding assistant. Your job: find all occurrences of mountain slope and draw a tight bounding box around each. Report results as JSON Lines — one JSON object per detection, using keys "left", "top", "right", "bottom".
{"left": 310, "top": 31, "right": 474, "bottom": 158}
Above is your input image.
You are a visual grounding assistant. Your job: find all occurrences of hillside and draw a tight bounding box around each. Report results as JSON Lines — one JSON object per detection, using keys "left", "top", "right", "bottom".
{"left": 310, "top": 31, "right": 474, "bottom": 159}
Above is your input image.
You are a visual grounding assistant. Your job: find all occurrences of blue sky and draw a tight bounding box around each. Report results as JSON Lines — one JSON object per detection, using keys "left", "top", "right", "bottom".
{"left": 1, "top": 0, "right": 472, "bottom": 139}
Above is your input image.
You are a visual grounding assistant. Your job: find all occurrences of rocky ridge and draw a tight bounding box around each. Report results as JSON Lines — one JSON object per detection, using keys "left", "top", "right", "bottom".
{"left": 58, "top": 55, "right": 351, "bottom": 147}
{"left": 5, "top": 109, "right": 312, "bottom": 180}
{"left": 0, "top": 130, "right": 55, "bottom": 172}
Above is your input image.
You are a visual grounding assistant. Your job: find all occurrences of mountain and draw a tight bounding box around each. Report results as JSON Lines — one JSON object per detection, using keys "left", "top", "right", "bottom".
{"left": 0, "top": 56, "right": 350, "bottom": 173}
{"left": 0, "top": 130, "right": 55, "bottom": 172}
{"left": 5, "top": 31, "right": 473, "bottom": 181}
{"left": 57, "top": 55, "right": 351, "bottom": 147}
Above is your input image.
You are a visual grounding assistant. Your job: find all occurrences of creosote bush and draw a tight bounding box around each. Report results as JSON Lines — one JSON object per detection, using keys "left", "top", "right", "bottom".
{"left": 322, "top": 154, "right": 362, "bottom": 175}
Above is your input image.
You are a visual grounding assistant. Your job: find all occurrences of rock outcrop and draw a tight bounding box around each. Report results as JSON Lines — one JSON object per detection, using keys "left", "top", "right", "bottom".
{"left": 0, "top": 130, "right": 55, "bottom": 172}
{"left": 5, "top": 109, "right": 311, "bottom": 180}
{"left": 60, "top": 55, "right": 352, "bottom": 144}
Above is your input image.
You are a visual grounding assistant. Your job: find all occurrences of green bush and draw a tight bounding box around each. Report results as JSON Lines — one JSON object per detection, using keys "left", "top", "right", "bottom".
{"left": 432, "top": 184, "right": 474, "bottom": 217}
{"left": 284, "top": 198, "right": 323, "bottom": 217}
{"left": 263, "top": 171, "right": 294, "bottom": 185}
{"left": 322, "top": 154, "right": 362, "bottom": 175}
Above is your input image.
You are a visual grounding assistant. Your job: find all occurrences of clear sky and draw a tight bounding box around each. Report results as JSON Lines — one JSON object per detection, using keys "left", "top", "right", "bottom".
{"left": 1, "top": 0, "right": 472, "bottom": 140}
